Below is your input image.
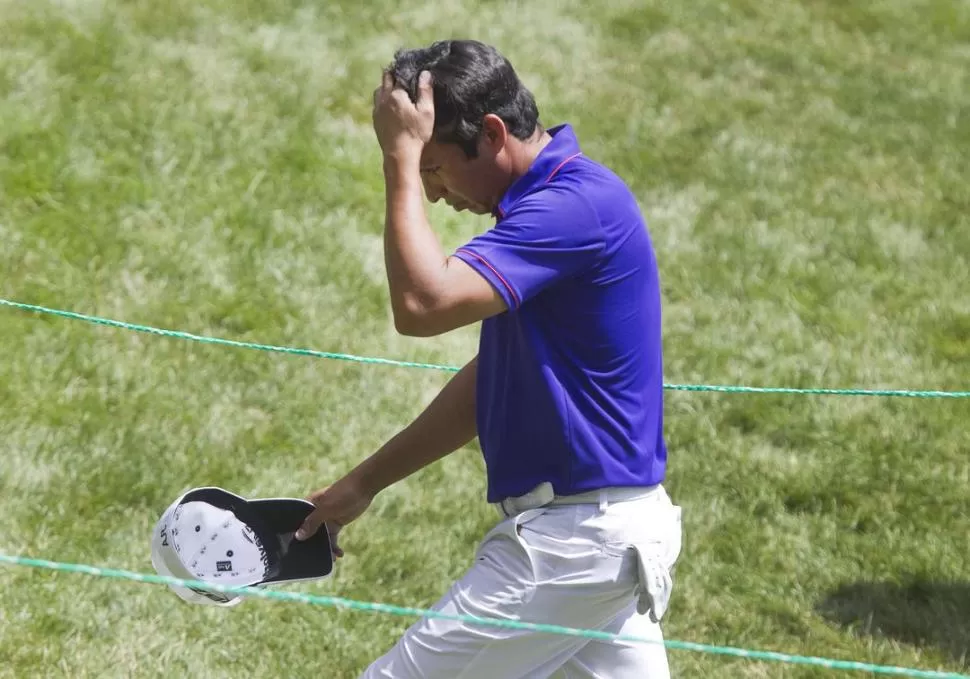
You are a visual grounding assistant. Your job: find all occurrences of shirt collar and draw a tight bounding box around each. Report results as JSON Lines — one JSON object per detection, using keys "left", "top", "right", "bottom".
{"left": 493, "top": 124, "right": 583, "bottom": 220}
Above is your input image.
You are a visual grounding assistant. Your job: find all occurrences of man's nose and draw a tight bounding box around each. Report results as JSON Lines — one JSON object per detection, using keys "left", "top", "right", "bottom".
{"left": 422, "top": 175, "right": 445, "bottom": 203}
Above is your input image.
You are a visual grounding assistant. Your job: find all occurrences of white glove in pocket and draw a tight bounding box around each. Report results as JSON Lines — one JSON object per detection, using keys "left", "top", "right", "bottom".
{"left": 632, "top": 504, "right": 682, "bottom": 623}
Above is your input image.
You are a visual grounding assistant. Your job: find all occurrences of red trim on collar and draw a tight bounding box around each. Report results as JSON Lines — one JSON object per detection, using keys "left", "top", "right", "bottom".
{"left": 545, "top": 152, "right": 583, "bottom": 182}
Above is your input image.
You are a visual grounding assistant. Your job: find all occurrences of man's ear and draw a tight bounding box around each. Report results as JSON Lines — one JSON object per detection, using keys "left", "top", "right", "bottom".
{"left": 480, "top": 114, "right": 509, "bottom": 156}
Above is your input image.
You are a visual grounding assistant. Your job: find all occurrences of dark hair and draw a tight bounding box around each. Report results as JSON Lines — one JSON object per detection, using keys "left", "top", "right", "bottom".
{"left": 388, "top": 40, "right": 542, "bottom": 158}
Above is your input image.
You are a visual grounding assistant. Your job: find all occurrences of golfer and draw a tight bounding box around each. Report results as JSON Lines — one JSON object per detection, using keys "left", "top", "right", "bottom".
{"left": 296, "top": 39, "right": 683, "bottom": 678}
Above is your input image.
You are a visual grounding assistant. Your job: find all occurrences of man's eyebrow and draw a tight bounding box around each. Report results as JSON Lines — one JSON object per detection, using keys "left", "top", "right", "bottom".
{"left": 419, "top": 165, "right": 440, "bottom": 173}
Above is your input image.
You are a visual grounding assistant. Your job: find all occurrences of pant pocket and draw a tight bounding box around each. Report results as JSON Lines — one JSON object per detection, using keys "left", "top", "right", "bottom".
{"left": 460, "top": 509, "right": 549, "bottom": 615}
{"left": 474, "top": 509, "right": 548, "bottom": 577}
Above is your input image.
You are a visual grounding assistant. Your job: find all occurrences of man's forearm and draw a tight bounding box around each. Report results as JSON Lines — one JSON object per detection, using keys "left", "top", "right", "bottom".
{"left": 383, "top": 153, "right": 447, "bottom": 320}
{"left": 347, "top": 355, "right": 478, "bottom": 497}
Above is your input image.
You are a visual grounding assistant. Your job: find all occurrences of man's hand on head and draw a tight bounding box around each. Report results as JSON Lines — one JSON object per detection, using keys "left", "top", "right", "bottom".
{"left": 373, "top": 70, "right": 435, "bottom": 161}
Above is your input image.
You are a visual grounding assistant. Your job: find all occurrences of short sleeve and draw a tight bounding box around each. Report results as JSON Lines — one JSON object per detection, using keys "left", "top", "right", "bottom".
{"left": 453, "top": 187, "right": 605, "bottom": 308}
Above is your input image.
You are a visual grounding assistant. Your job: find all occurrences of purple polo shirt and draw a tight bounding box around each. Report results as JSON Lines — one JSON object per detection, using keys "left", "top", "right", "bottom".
{"left": 454, "top": 124, "right": 667, "bottom": 503}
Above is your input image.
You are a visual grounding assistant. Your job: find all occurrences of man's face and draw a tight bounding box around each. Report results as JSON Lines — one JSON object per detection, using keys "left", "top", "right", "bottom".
{"left": 419, "top": 139, "right": 501, "bottom": 216}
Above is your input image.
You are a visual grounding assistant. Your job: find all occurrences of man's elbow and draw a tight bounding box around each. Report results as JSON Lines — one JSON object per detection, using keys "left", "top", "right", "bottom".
{"left": 394, "top": 312, "right": 439, "bottom": 337}
{"left": 392, "top": 296, "right": 447, "bottom": 337}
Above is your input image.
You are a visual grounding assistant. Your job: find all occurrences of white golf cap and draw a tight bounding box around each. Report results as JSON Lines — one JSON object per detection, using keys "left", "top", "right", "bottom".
{"left": 151, "top": 487, "right": 333, "bottom": 607}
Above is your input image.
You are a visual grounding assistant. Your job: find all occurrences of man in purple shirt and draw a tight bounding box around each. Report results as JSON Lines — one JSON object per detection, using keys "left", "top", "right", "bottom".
{"left": 296, "top": 40, "right": 683, "bottom": 678}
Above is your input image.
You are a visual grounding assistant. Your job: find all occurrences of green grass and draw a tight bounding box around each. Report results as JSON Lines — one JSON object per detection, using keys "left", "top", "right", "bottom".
{"left": 1, "top": 0, "right": 968, "bottom": 677}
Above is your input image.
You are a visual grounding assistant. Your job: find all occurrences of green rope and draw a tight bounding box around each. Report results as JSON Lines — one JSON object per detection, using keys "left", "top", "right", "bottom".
{"left": 0, "top": 554, "right": 966, "bottom": 678}
{"left": 0, "top": 298, "right": 446, "bottom": 371}
{"left": 2, "top": 299, "right": 968, "bottom": 398}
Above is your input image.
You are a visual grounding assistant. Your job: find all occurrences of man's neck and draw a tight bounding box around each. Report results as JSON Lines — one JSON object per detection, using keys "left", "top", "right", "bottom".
{"left": 488, "top": 128, "right": 555, "bottom": 215}
{"left": 509, "top": 129, "right": 553, "bottom": 179}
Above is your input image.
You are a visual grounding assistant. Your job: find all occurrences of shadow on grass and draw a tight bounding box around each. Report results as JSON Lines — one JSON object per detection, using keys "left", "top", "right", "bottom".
{"left": 817, "top": 579, "right": 970, "bottom": 668}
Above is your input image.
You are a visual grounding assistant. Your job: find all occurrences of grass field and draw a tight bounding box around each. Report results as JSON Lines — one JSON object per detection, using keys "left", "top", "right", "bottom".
{"left": 1, "top": 0, "right": 969, "bottom": 677}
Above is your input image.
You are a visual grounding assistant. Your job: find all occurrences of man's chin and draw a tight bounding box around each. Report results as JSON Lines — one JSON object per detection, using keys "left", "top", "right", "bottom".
{"left": 448, "top": 201, "right": 491, "bottom": 215}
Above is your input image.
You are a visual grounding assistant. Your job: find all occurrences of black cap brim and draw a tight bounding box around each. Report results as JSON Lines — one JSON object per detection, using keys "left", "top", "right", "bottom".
{"left": 247, "top": 498, "right": 334, "bottom": 585}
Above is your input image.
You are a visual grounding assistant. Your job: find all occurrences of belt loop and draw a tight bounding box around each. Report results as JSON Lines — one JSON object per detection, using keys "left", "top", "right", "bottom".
{"left": 599, "top": 490, "right": 608, "bottom": 512}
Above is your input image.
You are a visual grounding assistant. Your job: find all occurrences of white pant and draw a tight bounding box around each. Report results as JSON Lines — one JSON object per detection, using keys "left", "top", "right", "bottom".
{"left": 360, "top": 485, "right": 683, "bottom": 679}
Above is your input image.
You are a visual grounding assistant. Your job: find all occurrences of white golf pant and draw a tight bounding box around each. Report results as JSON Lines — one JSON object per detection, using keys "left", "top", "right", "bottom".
{"left": 360, "top": 485, "right": 683, "bottom": 679}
